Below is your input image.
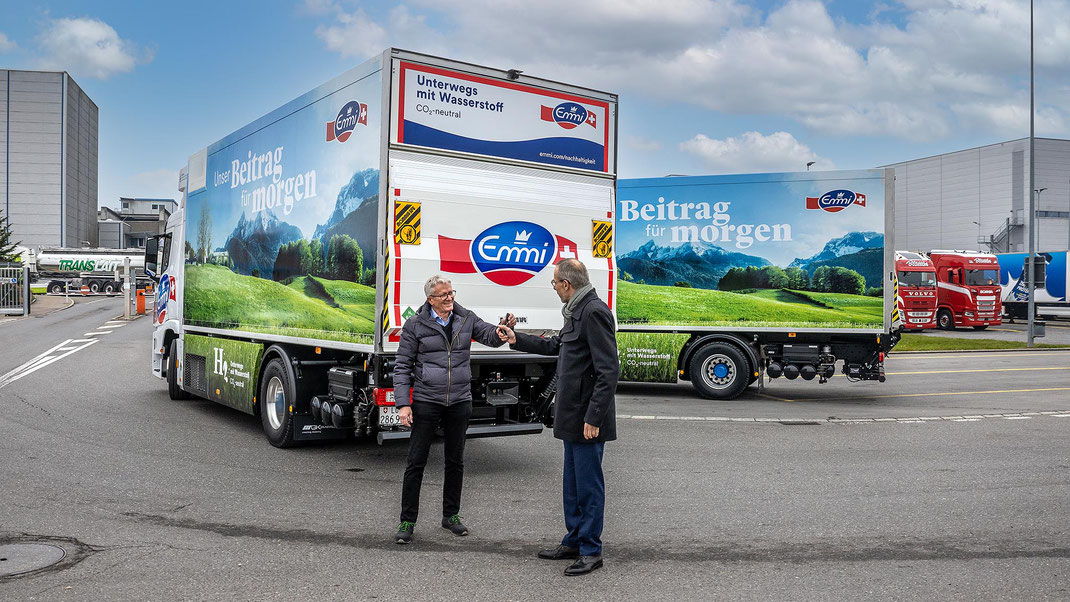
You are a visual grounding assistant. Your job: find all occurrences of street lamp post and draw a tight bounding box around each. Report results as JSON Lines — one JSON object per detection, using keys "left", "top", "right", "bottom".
{"left": 1027, "top": 0, "right": 1036, "bottom": 347}
{"left": 1036, "top": 187, "right": 1047, "bottom": 250}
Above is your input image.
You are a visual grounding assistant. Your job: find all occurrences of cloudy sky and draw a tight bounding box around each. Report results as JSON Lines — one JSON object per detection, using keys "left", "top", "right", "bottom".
{"left": 2, "top": 0, "right": 1069, "bottom": 208}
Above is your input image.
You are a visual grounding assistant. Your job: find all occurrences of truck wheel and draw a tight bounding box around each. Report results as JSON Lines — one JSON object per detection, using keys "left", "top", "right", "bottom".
{"left": 937, "top": 309, "right": 955, "bottom": 330}
{"left": 89, "top": 281, "right": 101, "bottom": 294}
{"left": 260, "top": 357, "right": 297, "bottom": 448}
{"left": 103, "top": 281, "right": 116, "bottom": 294}
{"left": 167, "top": 339, "right": 191, "bottom": 400}
{"left": 48, "top": 282, "right": 64, "bottom": 294}
{"left": 973, "top": 325, "right": 988, "bottom": 331}
{"left": 689, "top": 342, "right": 750, "bottom": 400}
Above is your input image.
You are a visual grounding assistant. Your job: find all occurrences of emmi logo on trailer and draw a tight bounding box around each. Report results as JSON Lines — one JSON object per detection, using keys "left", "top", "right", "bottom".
{"left": 438, "top": 221, "right": 577, "bottom": 286}
{"left": 540, "top": 102, "right": 596, "bottom": 130}
{"left": 805, "top": 189, "right": 866, "bottom": 213}
{"left": 326, "top": 100, "right": 368, "bottom": 143}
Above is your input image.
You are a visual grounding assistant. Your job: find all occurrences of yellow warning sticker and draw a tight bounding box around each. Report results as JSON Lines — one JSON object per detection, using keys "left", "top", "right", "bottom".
{"left": 394, "top": 201, "right": 421, "bottom": 245}
{"left": 592, "top": 220, "right": 612, "bottom": 258}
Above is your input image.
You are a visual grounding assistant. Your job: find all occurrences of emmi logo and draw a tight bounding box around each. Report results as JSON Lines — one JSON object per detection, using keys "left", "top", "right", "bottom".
{"left": 213, "top": 348, "right": 228, "bottom": 376}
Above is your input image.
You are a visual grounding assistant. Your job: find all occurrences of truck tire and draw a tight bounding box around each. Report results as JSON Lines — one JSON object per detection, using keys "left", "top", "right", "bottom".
{"left": 48, "top": 281, "right": 64, "bottom": 294}
{"left": 937, "top": 309, "right": 955, "bottom": 330}
{"left": 89, "top": 280, "right": 101, "bottom": 294}
{"left": 259, "top": 357, "right": 297, "bottom": 448}
{"left": 103, "top": 281, "right": 116, "bottom": 294}
{"left": 689, "top": 342, "right": 750, "bottom": 400}
{"left": 167, "top": 339, "right": 191, "bottom": 400}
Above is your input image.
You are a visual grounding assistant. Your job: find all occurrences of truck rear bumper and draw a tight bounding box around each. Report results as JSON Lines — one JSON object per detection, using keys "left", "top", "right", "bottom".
{"left": 377, "top": 422, "right": 544, "bottom": 444}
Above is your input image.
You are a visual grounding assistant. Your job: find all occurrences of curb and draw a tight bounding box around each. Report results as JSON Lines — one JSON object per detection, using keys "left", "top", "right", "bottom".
{"left": 894, "top": 346, "right": 1070, "bottom": 355}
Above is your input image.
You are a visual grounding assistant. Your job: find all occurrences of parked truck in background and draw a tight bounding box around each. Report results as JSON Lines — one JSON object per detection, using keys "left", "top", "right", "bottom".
{"left": 998, "top": 251, "right": 1069, "bottom": 320}
{"left": 895, "top": 250, "right": 937, "bottom": 330}
{"left": 612, "top": 169, "right": 900, "bottom": 400}
{"left": 22, "top": 246, "right": 148, "bottom": 294}
{"left": 147, "top": 48, "right": 618, "bottom": 447}
{"left": 928, "top": 250, "right": 1002, "bottom": 330}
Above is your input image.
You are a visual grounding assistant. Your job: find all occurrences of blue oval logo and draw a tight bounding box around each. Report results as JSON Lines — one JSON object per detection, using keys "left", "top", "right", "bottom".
{"left": 471, "top": 221, "right": 555, "bottom": 286}
{"left": 328, "top": 100, "right": 367, "bottom": 143}
{"left": 552, "top": 102, "right": 588, "bottom": 130}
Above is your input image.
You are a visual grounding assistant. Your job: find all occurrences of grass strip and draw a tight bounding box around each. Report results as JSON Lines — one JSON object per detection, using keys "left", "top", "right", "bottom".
{"left": 895, "top": 333, "right": 1065, "bottom": 351}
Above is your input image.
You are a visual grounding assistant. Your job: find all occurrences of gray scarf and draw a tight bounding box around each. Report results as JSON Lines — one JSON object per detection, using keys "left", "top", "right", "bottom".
{"left": 562, "top": 283, "right": 595, "bottom": 320}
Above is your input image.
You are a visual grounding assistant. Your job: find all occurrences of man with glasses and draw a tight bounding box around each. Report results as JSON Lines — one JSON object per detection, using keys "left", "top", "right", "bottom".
{"left": 392, "top": 274, "right": 507, "bottom": 544}
{"left": 496, "top": 258, "right": 618, "bottom": 576}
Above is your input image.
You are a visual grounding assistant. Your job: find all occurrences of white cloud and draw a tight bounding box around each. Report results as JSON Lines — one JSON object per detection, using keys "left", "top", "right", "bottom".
{"left": 680, "top": 131, "right": 833, "bottom": 174}
{"left": 309, "top": 0, "right": 1070, "bottom": 141}
{"left": 0, "top": 32, "right": 16, "bottom": 53}
{"left": 36, "top": 18, "right": 149, "bottom": 80}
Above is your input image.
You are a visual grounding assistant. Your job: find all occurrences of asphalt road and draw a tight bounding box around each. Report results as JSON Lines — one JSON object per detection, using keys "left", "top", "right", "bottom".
{"left": 1, "top": 303, "right": 1068, "bottom": 600}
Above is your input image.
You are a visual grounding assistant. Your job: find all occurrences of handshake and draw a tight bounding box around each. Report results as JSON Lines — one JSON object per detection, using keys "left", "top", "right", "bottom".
{"left": 496, "top": 313, "right": 518, "bottom": 344}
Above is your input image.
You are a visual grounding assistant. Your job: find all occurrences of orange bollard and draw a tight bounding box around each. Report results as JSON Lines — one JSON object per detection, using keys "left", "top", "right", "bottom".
{"left": 136, "top": 290, "right": 146, "bottom": 315}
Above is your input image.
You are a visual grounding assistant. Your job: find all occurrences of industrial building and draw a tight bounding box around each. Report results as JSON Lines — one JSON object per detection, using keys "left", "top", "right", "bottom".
{"left": 888, "top": 137, "right": 1070, "bottom": 253}
{"left": 97, "top": 197, "right": 175, "bottom": 249}
{"left": 0, "top": 70, "right": 99, "bottom": 249}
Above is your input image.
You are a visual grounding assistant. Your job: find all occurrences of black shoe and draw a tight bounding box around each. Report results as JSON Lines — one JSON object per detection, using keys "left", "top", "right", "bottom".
{"left": 442, "top": 514, "right": 469, "bottom": 536}
{"left": 564, "top": 555, "right": 603, "bottom": 576}
{"left": 537, "top": 544, "right": 580, "bottom": 560}
{"left": 395, "top": 521, "right": 415, "bottom": 544}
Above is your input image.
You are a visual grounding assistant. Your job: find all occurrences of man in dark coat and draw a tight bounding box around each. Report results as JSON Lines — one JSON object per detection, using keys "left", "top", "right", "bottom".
{"left": 497, "top": 258, "right": 618, "bottom": 576}
{"left": 392, "top": 274, "right": 505, "bottom": 544}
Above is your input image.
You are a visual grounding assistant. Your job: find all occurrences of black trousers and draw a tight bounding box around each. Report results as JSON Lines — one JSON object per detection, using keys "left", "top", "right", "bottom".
{"left": 400, "top": 400, "right": 472, "bottom": 523}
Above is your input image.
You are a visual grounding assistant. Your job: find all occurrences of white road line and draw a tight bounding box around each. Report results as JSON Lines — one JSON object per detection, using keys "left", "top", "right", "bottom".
{"left": 619, "top": 413, "right": 1068, "bottom": 425}
{"left": 100, "top": 324, "right": 125, "bottom": 329}
{"left": 83, "top": 331, "right": 110, "bottom": 336}
{"left": 0, "top": 338, "right": 98, "bottom": 389}
{"left": 1003, "top": 416, "right": 1033, "bottom": 420}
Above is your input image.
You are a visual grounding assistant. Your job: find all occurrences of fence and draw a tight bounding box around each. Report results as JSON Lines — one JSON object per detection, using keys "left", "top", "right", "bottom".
{"left": 0, "top": 264, "right": 30, "bottom": 316}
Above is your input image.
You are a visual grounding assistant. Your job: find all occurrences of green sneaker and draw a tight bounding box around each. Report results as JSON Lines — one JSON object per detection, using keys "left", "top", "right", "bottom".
{"left": 395, "top": 521, "right": 415, "bottom": 544}
{"left": 441, "top": 514, "right": 469, "bottom": 536}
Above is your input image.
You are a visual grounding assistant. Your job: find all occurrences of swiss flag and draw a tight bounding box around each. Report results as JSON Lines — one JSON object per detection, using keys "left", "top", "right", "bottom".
{"left": 438, "top": 236, "right": 477, "bottom": 273}
{"left": 586, "top": 112, "right": 597, "bottom": 128}
{"left": 554, "top": 235, "right": 578, "bottom": 264}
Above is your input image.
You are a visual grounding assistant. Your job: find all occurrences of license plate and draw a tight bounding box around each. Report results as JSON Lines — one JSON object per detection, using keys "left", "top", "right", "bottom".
{"left": 379, "top": 406, "right": 400, "bottom": 428}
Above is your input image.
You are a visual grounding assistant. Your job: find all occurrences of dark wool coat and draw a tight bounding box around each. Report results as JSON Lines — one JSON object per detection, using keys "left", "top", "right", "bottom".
{"left": 511, "top": 290, "right": 618, "bottom": 443}
{"left": 393, "top": 301, "right": 505, "bottom": 407}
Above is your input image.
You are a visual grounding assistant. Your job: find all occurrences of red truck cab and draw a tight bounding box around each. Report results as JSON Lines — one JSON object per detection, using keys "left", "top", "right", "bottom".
{"left": 928, "top": 250, "right": 1002, "bottom": 330}
{"left": 895, "top": 251, "right": 937, "bottom": 330}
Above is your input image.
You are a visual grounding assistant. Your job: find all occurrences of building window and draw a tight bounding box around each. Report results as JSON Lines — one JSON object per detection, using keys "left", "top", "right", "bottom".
{"left": 1036, "top": 210, "right": 1070, "bottom": 219}
{"left": 122, "top": 201, "right": 129, "bottom": 209}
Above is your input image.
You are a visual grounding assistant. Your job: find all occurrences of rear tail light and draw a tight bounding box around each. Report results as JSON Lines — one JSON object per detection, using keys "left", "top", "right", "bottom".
{"left": 373, "top": 388, "right": 395, "bottom": 406}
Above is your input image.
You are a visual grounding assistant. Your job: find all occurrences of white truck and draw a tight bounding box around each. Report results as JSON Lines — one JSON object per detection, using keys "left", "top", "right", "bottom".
{"left": 613, "top": 170, "right": 901, "bottom": 399}
{"left": 146, "top": 49, "right": 617, "bottom": 447}
{"left": 22, "top": 246, "right": 147, "bottom": 294}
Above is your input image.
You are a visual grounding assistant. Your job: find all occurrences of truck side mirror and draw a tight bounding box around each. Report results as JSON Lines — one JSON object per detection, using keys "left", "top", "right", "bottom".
{"left": 145, "top": 237, "right": 160, "bottom": 282}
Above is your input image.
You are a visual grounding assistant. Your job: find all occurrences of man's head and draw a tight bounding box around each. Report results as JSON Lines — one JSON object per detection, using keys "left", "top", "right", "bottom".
{"left": 424, "top": 274, "right": 455, "bottom": 317}
{"left": 551, "top": 259, "right": 591, "bottom": 303}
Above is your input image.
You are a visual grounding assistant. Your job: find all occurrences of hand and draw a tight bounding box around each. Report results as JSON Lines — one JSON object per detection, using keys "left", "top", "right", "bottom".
{"left": 496, "top": 324, "right": 516, "bottom": 344}
{"left": 505, "top": 313, "right": 517, "bottom": 329}
{"left": 583, "top": 423, "right": 600, "bottom": 440}
{"left": 399, "top": 406, "right": 413, "bottom": 427}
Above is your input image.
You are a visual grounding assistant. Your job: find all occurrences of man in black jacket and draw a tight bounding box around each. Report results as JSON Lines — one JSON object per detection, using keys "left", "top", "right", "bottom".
{"left": 392, "top": 274, "right": 505, "bottom": 544}
{"left": 497, "top": 258, "right": 618, "bottom": 576}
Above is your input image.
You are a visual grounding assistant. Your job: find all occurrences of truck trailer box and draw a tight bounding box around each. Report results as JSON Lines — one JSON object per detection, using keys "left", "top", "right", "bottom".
{"left": 612, "top": 169, "right": 898, "bottom": 398}
{"left": 150, "top": 49, "right": 618, "bottom": 446}
{"left": 998, "top": 251, "right": 1069, "bottom": 319}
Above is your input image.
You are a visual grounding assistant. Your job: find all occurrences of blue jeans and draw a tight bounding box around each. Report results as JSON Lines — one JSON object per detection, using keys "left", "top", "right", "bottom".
{"left": 561, "top": 440, "right": 605, "bottom": 556}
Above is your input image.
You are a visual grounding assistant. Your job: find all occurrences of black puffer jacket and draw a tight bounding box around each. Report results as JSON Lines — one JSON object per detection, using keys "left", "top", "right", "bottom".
{"left": 393, "top": 301, "right": 505, "bottom": 407}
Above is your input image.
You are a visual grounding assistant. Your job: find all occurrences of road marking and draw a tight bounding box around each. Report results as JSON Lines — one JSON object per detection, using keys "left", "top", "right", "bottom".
{"left": 84, "top": 331, "right": 110, "bottom": 336}
{"left": 0, "top": 338, "right": 99, "bottom": 389}
{"left": 100, "top": 324, "right": 125, "bottom": 329}
{"left": 770, "top": 386, "right": 1070, "bottom": 403}
{"left": 754, "top": 392, "right": 794, "bottom": 403}
{"left": 892, "top": 352, "right": 1070, "bottom": 360}
{"left": 619, "top": 412, "right": 1070, "bottom": 425}
{"left": 887, "top": 366, "right": 1070, "bottom": 375}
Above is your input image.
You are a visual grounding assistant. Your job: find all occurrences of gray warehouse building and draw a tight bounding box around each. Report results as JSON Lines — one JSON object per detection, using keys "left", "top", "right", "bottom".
{"left": 888, "top": 137, "right": 1070, "bottom": 254}
{"left": 0, "top": 70, "right": 99, "bottom": 249}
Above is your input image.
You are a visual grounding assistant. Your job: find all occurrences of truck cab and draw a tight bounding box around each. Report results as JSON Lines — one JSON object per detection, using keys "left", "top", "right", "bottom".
{"left": 895, "top": 251, "right": 937, "bottom": 330}
{"left": 928, "top": 250, "right": 1002, "bottom": 330}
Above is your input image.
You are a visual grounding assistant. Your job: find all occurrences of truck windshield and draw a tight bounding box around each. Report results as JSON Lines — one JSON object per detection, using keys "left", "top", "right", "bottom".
{"left": 965, "top": 269, "right": 998, "bottom": 286}
{"left": 898, "top": 271, "right": 935, "bottom": 287}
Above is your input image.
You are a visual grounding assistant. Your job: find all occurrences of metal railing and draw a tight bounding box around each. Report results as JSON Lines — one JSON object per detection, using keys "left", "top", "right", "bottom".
{"left": 0, "top": 264, "right": 30, "bottom": 316}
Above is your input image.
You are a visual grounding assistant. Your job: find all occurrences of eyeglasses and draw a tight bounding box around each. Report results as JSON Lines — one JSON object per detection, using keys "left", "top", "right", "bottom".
{"left": 550, "top": 279, "right": 569, "bottom": 288}
{"left": 430, "top": 290, "right": 457, "bottom": 299}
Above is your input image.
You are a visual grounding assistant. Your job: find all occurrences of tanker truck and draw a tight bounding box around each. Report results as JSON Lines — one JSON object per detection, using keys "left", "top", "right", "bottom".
{"left": 23, "top": 247, "right": 148, "bottom": 294}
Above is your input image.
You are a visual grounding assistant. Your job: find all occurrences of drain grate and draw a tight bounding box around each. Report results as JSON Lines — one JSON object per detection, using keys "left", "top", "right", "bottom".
{"left": 0, "top": 543, "right": 66, "bottom": 577}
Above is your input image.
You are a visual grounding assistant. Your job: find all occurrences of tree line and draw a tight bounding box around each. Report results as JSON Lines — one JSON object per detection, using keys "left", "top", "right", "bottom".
{"left": 273, "top": 234, "right": 371, "bottom": 284}
{"left": 718, "top": 265, "right": 870, "bottom": 296}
